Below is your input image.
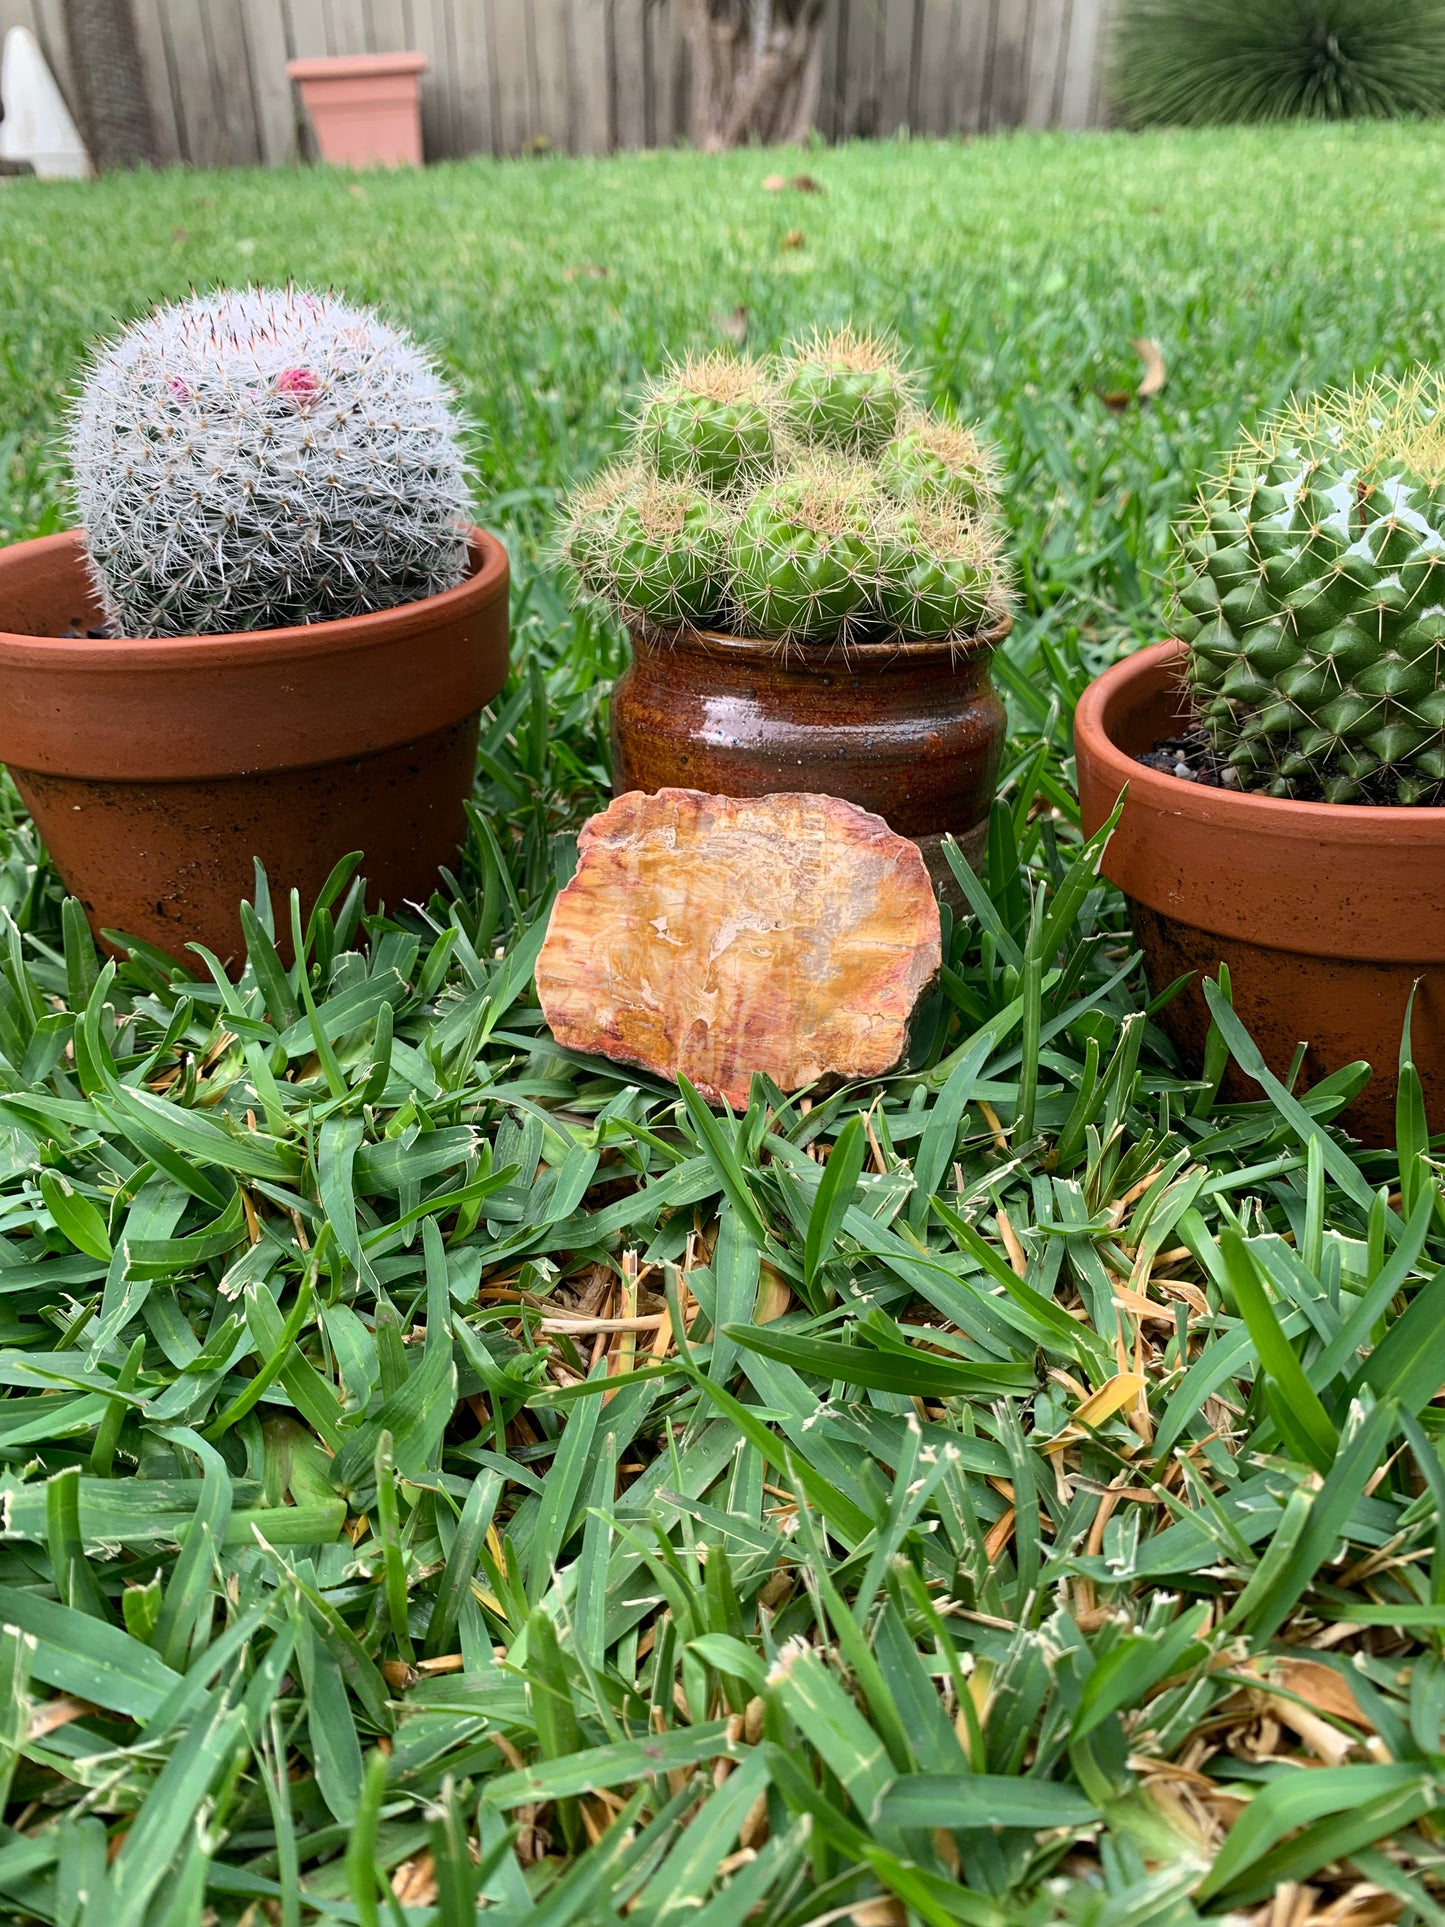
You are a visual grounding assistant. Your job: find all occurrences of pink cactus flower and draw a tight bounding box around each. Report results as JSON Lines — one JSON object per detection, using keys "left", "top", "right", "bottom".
{"left": 277, "top": 367, "right": 320, "bottom": 399}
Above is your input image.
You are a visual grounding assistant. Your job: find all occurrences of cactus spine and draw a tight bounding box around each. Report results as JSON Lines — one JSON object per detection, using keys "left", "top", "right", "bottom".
{"left": 878, "top": 413, "right": 996, "bottom": 515}
{"left": 1176, "top": 374, "right": 1445, "bottom": 804}
{"left": 639, "top": 352, "right": 778, "bottom": 492}
{"left": 729, "top": 460, "right": 877, "bottom": 644}
{"left": 875, "top": 502, "right": 1003, "bottom": 642}
{"left": 779, "top": 327, "right": 913, "bottom": 457}
{"left": 69, "top": 287, "right": 472, "bottom": 639}
{"left": 589, "top": 472, "right": 734, "bottom": 627}
{"left": 559, "top": 330, "right": 1010, "bottom": 651}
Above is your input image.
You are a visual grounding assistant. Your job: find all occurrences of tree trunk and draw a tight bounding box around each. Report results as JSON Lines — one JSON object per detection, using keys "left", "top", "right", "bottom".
{"left": 59, "top": 0, "right": 157, "bottom": 170}
{"left": 682, "top": 0, "right": 827, "bottom": 151}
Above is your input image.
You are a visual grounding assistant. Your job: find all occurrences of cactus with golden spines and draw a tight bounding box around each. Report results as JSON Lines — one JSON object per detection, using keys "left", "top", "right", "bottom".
{"left": 559, "top": 330, "right": 1012, "bottom": 649}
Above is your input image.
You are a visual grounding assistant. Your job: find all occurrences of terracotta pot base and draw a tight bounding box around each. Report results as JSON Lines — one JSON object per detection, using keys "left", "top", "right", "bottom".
{"left": 12, "top": 717, "right": 479, "bottom": 967}
{"left": 611, "top": 620, "right": 1010, "bottom": 890}
{"left": 0, "top": 529, "right": 510, "bottom": 967}
{"left": 1075, "top": 640, "right": 1445, "bottom": 1147}
{"left": 1126, "top": 898, "right": 1445, "bottom": 1130}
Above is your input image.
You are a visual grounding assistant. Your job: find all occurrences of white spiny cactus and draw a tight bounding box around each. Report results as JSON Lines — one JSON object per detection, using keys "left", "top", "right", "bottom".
{"left": 69, "top": 287, "right": 472, "bottom": 638}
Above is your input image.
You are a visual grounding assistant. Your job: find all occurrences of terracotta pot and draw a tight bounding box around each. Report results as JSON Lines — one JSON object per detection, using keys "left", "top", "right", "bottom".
{"left": 0, "top": 528, "right": 509, "bottom": 967}
{"left": 1074, "top": 639, "right": 1445, "bottom": 1147}
{"left": 287, "top": 53, "right": 427, "bottom": 168}
{"left": 611, "top": 620, "right": 1010, "bottom": 876}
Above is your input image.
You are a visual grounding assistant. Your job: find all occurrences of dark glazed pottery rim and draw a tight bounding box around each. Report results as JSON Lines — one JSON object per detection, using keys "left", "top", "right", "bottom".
{"left": 628, "top": 611, "right": 1012, "bottom": 669}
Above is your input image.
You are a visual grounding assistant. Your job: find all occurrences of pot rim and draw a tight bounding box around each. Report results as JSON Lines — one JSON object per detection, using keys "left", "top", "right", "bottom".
{"left": 1076, "top": 638, "right": 1445, "bottom": 837}
{"left": 286, "top": 53, "right": 428, "bottom": 79}
{"left": 1074, "top": 638, "right": 1445, "bottom": 962}
{"left": 0, "top": 526, "right": 507, "bottom": 670}
{"left": 628, "top": 610, "right": 1012, "bottom": 668}
{"left": 0, "top": 526, "right": 509, "bottom": 781}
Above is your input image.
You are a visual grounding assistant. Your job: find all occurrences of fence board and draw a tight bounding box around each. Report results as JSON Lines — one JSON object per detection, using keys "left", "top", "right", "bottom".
{"left": 284, "top": 0, "right": 330, "bottom": 59}
{"left": 609, "top": 0, "right": 647, "bottom": 149}
{"left": 1086, "top": 0, "right": 1115, "bottom": 125}
{"left": 408, "top": 0, "right": 457, "bottom": 158}
{"left": 241, "top": 0, "right": 296, "bottom": 163}
{"left": 529, "top": 0, "right": 572, "bottom": 150}
{"left": 324, "top": 0, "right": 368, "bottom": 54}
{"left": 147, "top": 0, "right": 203, "bottom": 161}
{"left": 24, "top": 0, "right": 74, "bottom": 109}
{"left": 201, "top": 0, "right": 263, "bottom": 163}
{"left": 569, "top": 0, "right": 610, "bottom": 151}
{"left": 486, "top": 0, "right": 530, "bottom": 151}
{"left": 878, "top": 0, "right": 917, "bottom": 133}
{"left": 366, "top": 0, "right": 411, "bottom": 46}
{"left": 913, "top": 0, "right": 954, "bottom": 135}
{"left": 1, "top": 0, "right": 1116, "bottom": 174}
{"left": 935, "top": 0, "right": 993, "bottom": 134}
{"left": 813, "top": 0, "right": 844, "bottom": 139}
{"left": 447, "top": 0, "right": 495, "bottom": 154}
{"left": 645, "top": 0, "right": 680, "bottom": 146}
{"left": 985, "top": 0, "right": 1032, "bottom": 130}
{"left": 1057, "top": 0, "right": 1095, "bottom": 126}
{"left": 1023, "top": 0, "right": 1067, "bottom": 127}
{"left": 123, "top": 0, "right": 181, "bottom": 160}
{"left": 839, "top": 0, "right": 885, "bottom": 138}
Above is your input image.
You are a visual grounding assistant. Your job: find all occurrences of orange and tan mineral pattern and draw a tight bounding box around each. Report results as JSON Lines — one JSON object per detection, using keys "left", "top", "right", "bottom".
{"left": 536, "top": 788, "right": 942, "bottom": 1108}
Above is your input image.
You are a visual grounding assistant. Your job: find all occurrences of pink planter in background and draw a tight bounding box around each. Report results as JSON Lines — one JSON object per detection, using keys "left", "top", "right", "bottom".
{"left": 286, "top": 53, "right": 427, "bottom": 168}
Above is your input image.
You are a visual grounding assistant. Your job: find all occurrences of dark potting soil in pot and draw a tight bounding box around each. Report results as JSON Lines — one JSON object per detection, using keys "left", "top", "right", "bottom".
{"left": 1136, "top": 723, "right": 1445, "bottom": 806}
{"left": 1134, "top": 726, "right": 1233, "bottom": 789}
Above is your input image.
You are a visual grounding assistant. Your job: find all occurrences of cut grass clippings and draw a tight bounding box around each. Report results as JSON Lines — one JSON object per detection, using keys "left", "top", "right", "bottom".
{"left": 0, "top": 125, "right": 1443, "bottom": 1923}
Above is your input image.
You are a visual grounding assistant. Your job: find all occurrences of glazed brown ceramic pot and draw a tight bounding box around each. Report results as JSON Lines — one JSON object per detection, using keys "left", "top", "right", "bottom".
{"left": 611, "top": 619, "right": 1010, "bottom": 875}
{"left": 0, "top": 528, "right": 509, "bottom": 967}
{"left": 1075, "top": 639, "right": 1445, "bottom": 1147}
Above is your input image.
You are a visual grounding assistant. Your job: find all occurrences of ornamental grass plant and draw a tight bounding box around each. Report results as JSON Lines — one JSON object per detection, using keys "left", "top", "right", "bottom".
{"left": 1114, "top": 0, "right": 1445, "bottom": 127}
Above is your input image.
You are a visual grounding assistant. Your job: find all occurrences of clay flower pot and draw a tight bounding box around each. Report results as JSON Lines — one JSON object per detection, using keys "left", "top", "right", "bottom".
{"left": 287, "top": 53, "right": 427, "bottom": 168}
{"left": 610, "top": 618, "right": 1011, "bottom": 877}
{"left": 1075, "top": 639, "right": 1445, "bottom": 1147}
{"left": 0, "top": 528, "right": 509, "bottom": 966}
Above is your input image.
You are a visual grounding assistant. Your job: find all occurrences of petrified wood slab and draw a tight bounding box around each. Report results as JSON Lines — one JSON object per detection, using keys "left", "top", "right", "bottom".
{"left": 536, "top": 788, "right": 941, "bottom": 1107}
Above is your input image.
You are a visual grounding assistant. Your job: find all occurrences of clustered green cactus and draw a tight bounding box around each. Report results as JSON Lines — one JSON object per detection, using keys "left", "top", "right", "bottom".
{"left": 559, "top": 333, "right": 1010, "bottom": 648}
{"left": 1176, "top": 372, "right": 1445, "bottom": 804}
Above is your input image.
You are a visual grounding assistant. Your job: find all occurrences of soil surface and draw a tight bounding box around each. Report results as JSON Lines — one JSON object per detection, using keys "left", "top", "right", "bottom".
{"left": 1136, "top": 725, "right": 1444, "bottom": 805}
{"left": 1134, "top": 726, "right": 1238, "bottom": 789}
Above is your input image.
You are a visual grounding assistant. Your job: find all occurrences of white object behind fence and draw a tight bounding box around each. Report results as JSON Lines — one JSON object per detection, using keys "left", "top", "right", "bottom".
{"left": 0, "top": 24, "right": 88, "bottom": 176}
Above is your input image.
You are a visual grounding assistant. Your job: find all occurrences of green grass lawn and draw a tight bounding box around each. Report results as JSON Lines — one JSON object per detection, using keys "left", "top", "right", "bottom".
{"left": 2, "top": 124, "right": 1445, "bottom": 1925}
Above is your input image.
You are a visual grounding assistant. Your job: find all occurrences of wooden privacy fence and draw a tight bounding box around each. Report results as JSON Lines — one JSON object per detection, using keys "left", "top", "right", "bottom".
{"left": 1, "top": 0, "right": 1118, "bottom": 170}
